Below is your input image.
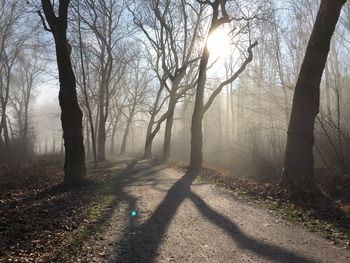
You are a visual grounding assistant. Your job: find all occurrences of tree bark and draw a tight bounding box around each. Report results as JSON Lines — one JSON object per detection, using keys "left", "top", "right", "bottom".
{"left": 41, "top": 0, "right": 86, "bottom": 186}
{"left": 281, "top": 0, "right": 347, "bottom": 199}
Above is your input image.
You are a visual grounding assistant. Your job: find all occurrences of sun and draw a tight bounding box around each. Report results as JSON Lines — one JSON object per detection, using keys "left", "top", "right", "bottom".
{"left": 207, "top": 27, "right": 232, "bottom": 58}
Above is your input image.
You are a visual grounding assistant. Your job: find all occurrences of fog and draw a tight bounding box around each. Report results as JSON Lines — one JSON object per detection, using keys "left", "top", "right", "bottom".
{"left": 2, "top": 0, "right": 350, "bottom": 262}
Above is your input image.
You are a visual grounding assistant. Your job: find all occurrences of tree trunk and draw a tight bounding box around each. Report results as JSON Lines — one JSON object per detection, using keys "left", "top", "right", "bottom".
{"left": 144, "top": 115, "right": 156, "bottom": 159}
{"left": 85, "top": 117, "right": 90, "bottom": 156}
{"left": 162, "top": 100, "right": 176, "bottom": 162}
{"left": 189, "top": 42, "right": 210, "bottom": 170}
{"left": 189, "top": 1, "right": 225, "bottom": 170}
{"left": 144, "top": 83, "right": 165, "bottom": 159}
{"left": 110, "top": 123, "right": 117, "bottom": 155}
{"left": 3, "top": 115, "right": 11, "bottom": 155}
{"left": 23, "top": 90, "right": 30, "bottom": 159}
{"left": 144, "top": 116, "right": 164, "bottom": 159}
{"left": 120, "top": 118, "right": 132, "bottom": 156}
{"left": 281, "top": 0, "right": 346, "bottom": 199}
{"left": 97, "top": 98, "right": 106, "bottom": 162}
{"left": 0, "top": 69, "right": 12, "bottom": 156}
{"left": 55, "top": 40, "right": 86, "bottom": 185}
{"left": 42, "top": 0, "right": 86, "bottom": 186}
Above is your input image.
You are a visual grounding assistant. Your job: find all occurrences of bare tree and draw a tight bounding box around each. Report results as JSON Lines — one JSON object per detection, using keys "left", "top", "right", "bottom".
{"left": 72, "top": 0, "right": 97, "bottom": 167}
{"left": 40, "top": 0, "right": 86, "bottom": 185}
{"left": 119, "top": 60, "right": 149, "bottom": 155}
{"left": 281, "top": 0, "right": 347, "bottom": 200}
{"left": 189, "top": 0, "right": 262, "bottom": 170}
{"left": 9, "top": 53, "right": 43, "bottom": 159}
{"left": 128, "top": 0, "right": 203, "bottom": 161}
{"left": 0, "top": 1, "right": 27, "bottom": 157}
{"left": 76, "top": 0, "right": 131, "bottom": 162}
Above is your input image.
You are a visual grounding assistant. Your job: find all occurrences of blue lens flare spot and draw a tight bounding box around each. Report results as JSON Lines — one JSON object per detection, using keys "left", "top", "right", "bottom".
{"left": 131, "top": 210, "right": 137, "bottom": 218}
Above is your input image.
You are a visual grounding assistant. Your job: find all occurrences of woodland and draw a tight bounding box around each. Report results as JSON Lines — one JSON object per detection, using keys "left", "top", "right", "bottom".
{"left": 1, "top": 0, "right": 350, "bottom": 262}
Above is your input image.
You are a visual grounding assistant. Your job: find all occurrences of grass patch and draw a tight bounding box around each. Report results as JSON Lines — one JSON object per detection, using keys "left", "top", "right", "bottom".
{"left": 51, "top": 192, "right": 119, "bottom": 262}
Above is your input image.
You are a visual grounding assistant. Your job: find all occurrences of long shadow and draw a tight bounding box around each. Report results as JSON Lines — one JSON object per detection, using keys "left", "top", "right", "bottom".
{"left": 113, "top": 171, "right": 197, "bottom": 262}
{"left": 1, "top": 158, "right": 165, "bottom": 262}
{"left": 188, "top": 191, "right": 317, "bottom": 263}
{"left": 114, "top": 170, "right": 319, "bottom": 263}
{"left": 46, "top": 159, "right": 167, "bottom": 262}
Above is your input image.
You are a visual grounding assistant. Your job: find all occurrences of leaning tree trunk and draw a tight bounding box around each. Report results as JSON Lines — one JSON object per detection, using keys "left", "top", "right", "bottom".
{"left": 281, "top": 0, "right": 347, "bottom": 200}
{"left": 144, "top": 115, "right": 156, "bottom": 159}
{"left": 144, "top": 84, "right": 165, "bottom": 159}
{"left": 144, "top": 115, "right": 165, "bottom": 159}
{"left": 42, "top": 0, "right": 86, "bottom": 186}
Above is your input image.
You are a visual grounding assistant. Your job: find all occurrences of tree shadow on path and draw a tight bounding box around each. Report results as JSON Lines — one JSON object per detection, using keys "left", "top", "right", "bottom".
{"left": 114, "top": 169, "right": 319, "bottom": 263}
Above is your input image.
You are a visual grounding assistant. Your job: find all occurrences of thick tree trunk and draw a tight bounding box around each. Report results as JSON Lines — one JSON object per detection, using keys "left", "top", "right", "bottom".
{"left": 55, "top": 40, "right": 86, "bottom": 185}
{"left": 189, "top": 44, "right": 210, "bottom": 170}
{"left": 144, "top": 116, "right": 164, "bottom": 159}
{"left": 144, "top": 115, "right": 156, "bottom": 159}
{"left": 42, "top": 0, "right": 86, "bottom": 186}
{"left": 144, "top": 134, "right": 154, "bottom": 159}
{"left": 55, "top": 38, "right": 86, "bottom": 184}
{"left": 190, "top": 108, "right": 204, "bottom": 170}
{"left": 281, "top": 0, "right": 346, "bottom": 199}
{"left": 189, "top": 1, "right": 226, "bottom": 170}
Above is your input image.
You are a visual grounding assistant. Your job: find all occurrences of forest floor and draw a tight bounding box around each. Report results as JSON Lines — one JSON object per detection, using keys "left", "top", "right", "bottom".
{"left": 1, "top": 157, "right": 350, "bottom": 262}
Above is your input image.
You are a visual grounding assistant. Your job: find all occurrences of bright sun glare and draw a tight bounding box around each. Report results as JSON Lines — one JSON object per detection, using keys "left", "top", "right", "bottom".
{"left": 207, "top": 28, "right": 232, "bottom": 58}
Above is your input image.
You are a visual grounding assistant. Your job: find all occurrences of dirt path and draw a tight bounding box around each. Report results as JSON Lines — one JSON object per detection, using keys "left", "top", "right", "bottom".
{"left": 76, "top": 159, "right": 350, "bottom": 263}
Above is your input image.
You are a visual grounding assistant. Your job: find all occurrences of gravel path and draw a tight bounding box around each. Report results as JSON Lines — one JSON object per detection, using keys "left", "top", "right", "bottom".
{"left": 76, "top": 159, "right": 350, "bottom": 263}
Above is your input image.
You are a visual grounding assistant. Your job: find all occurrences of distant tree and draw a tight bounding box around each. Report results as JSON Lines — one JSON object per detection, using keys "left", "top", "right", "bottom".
{"left": 72, "top": 0, "right": 97, "bottom": 167}
{"left": 120, "top": 60, "right": 149, "bottom": 155}
{"left": 9, "top": 53, "right": 43, "bottom": 160}
{"left": 0, "top": 1, "right": 27, "bottom": 158}
{"left": 281, "top": 0, "right": 347, "bottom": 200}
{"left": 40, "top": 0, "right": 86, "bottom": 185}
{"left": 77, "top": 0, "right": 130, "bottom": 162}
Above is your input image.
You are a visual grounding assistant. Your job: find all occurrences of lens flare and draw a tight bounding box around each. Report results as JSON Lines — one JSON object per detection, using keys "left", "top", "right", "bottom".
{"left": 131, "top": 210, "right": 138, "bottom": 218}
